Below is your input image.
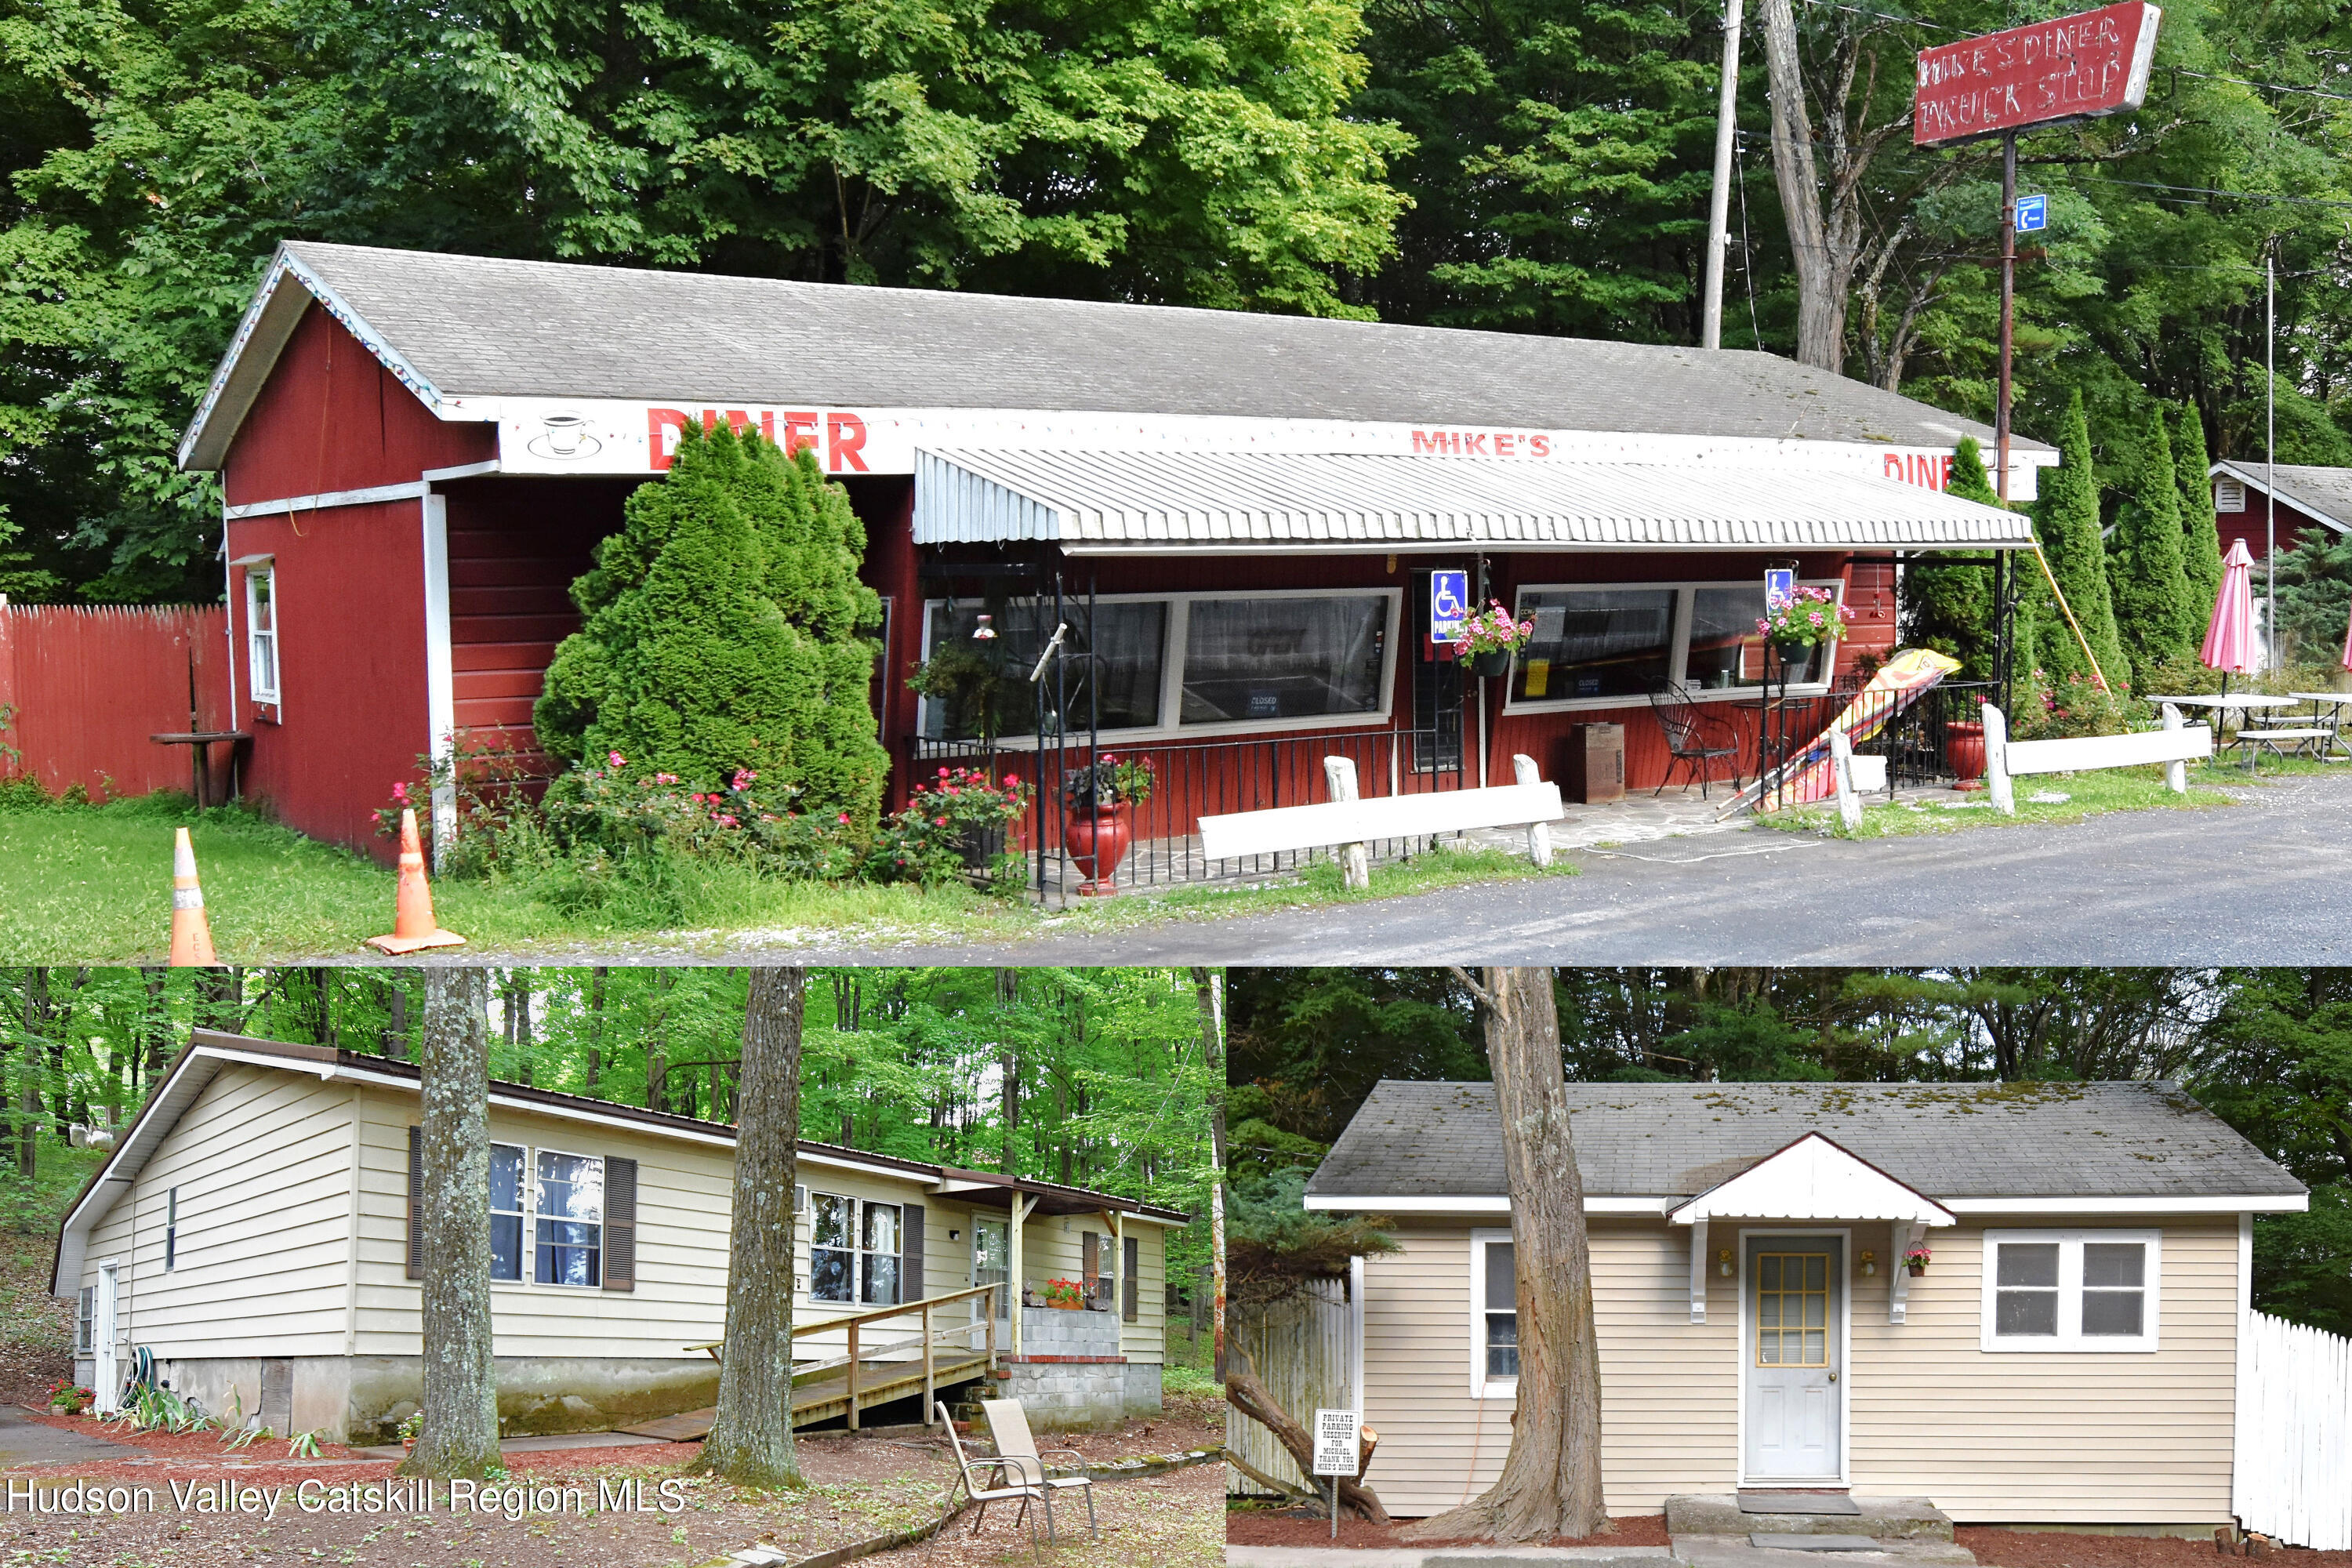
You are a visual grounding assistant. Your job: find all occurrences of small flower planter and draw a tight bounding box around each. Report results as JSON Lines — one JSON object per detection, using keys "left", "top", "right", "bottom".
{"left": 1944, "top": 720, "right": 1987, "bottom": 788}
{"left": 1065, "top": 804, "right": 1133, "bottom": 896}
{"left": 1773, "top": 638, "right": 1817, "bottom": 671}
{"left": 1469, "top": 649, "right": 1513, "bottom": 678}
{"left": 1905, "top": 1261, "right": 1928, "bottom": 1276}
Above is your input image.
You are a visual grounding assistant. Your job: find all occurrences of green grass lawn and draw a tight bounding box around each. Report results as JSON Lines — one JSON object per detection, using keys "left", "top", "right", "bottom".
{"left": 0, "top": 793, "right": 1574, "bottom": 961}
{"left": 1752, "top": 760, "right": 2253, "bottom": 839}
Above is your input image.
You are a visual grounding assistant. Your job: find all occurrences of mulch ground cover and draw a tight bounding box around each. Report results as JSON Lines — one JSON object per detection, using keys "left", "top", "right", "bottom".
{"left": 1960, "top": 1531, "right": 2352, "bottom": 1568}
{"left": 1224, "top": 1507, "right": 1672, "bottom": 1550}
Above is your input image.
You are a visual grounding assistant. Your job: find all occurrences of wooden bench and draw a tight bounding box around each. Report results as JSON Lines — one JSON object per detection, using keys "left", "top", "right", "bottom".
{"left": 1981, "top": 703, "right": 2213, "bottom": 814}
{"left": 1196, "top": 754, "right": 1565, "bottom": 889}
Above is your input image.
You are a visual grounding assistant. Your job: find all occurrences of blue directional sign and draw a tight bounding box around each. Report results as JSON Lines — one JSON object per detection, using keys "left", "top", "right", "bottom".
{"left": 1764, "top": 568, "right": 1795, "bottom": 610}
{"left": 2015, "top": 194, "right": 2048, "bottom": 234}
{"left": 1431, "top": 569, "right": 1471, "bottom": 639}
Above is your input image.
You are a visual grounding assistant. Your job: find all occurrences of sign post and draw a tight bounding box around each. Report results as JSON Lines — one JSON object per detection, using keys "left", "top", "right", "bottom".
{"left": 1312, "top": 1407, "right": 1363, "bottom": 1541}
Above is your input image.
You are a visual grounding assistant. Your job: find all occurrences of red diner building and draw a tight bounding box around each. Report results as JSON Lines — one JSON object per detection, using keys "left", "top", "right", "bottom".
{"left": 179, "top": 243, "right": 2049, "bottom": 883}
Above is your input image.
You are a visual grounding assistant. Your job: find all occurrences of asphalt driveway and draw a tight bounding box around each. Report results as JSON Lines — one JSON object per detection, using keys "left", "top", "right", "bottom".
{"left": 771, "top": 771, "right": 2352, "bottom": 965}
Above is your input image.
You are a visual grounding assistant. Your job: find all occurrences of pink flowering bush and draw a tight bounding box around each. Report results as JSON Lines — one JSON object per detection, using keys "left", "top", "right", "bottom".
{"left": 866, "top": 767, "right": 1031, "bottom": 889}
{"left": 1452, "top": 601, "right": 1535, "bottom": 659}
{"left": 539, "top": 757, "right": 861, "bottom": 881}
{"left": 1757, "top": 586, "right": 1854, "bottom": 645}
{"left": 372, "top": 728, "right": 540, "bottom": 873}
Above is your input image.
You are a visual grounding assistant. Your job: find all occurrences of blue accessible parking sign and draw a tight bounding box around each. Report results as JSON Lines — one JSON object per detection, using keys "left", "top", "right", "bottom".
{"left": 1431, "top": 569, "right": 1470, "bottom": 641}
{"left": 1765, "top": 568, "right": 1795, "bottom": 610}
{"left": 2015, "top": 194, "right": 2048, "bottom": 234}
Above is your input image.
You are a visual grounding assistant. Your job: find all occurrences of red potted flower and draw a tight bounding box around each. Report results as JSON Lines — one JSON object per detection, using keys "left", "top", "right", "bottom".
{"left": 1063, "top": 755, "right": 1154, "bottom": 895}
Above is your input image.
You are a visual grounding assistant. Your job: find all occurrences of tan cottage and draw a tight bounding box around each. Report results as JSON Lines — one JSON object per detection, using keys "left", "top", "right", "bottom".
{"left": 1302, "top": 1080, "right": 2307, "bottom": 1530}
{"left": 54, "top": 1030, "right": 1185, "bottom": 1441}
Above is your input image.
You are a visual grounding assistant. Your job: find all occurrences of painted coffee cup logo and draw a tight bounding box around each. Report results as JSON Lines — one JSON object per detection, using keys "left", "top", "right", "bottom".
{"left": 526, "top": 413, "right": 602, "bottom": 460}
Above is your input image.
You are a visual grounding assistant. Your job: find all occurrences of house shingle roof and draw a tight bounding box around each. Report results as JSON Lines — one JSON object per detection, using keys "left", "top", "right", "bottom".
{"left": 2213, "top": 460, "right": 2352, "bottom": 535}
{"left": 255, "top": 241, "right": 2038, "bottom": 449}
{"left": 1307, "top": 1080, "right": 2303, "bottom": 1201}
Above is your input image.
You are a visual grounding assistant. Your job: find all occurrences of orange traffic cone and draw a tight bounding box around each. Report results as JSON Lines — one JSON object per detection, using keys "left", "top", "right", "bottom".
{"left": 168, "top": 826, "right": 218, "bottom": 966}
{"left": 365, "top": 808, "right": 466, "bottom": 955}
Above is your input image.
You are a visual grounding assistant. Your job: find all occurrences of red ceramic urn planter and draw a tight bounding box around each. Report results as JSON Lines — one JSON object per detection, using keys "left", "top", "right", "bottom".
{"left": 1066, "top": 804, "right": 1133, "bottom": 895}
{"left": 1946, "top": 720, "right": 1987, "bottom": 789}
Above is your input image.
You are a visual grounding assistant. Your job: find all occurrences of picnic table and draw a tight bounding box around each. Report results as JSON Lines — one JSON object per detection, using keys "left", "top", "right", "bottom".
{"left": 2285, "top": 693, "right": 2352, "bottom": 762}
{"left": 2142, "top": 695, "right": 2316, "bottom": 771}
{"left": 149, "top": 730, "right": 250, "bottom": 808}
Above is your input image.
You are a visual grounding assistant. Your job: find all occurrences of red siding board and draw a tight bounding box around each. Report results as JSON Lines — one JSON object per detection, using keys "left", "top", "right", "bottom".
{"left": 0, "top": 606, "right": 232, "bottom": 799}
{"left": 221, "top": 303, "right": 492, "bottom": 507}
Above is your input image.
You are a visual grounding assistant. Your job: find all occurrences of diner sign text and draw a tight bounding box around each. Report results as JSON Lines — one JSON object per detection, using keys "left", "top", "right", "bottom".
{"left": 1913, "top": 2, "right": 2161, "bottom": 146}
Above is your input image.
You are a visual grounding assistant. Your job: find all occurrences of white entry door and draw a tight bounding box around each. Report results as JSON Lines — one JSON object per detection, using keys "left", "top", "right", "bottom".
{"left": 92, "top": 1262, "right": 120, "bottom": 1415}
{"left": 1744, "top": 1236, "right": 1842, "bottom": 1481}
{"left": 972, "top": 1219, "right": 1009, "bottom": 1321}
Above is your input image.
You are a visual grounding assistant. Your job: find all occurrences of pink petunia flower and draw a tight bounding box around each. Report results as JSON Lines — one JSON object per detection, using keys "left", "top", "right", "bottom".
{"left": 608, "top": 752, "right": 626, "bottom": 768}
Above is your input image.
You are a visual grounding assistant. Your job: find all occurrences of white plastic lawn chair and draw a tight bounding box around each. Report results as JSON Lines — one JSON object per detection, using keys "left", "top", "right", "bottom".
{"left": 981, "top": 1398, "right": 1098, "bottom": 1544}
{"left": 935, "top": 1400, "right": 1042, "bottom": 1549}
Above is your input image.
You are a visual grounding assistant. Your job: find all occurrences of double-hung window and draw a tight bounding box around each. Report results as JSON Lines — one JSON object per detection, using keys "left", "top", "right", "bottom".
{"left": 916, "top": 590, "right": 1399, "bottom": 742}
{"left": 534, "top": 1150, "right": 605, "bottom": 1288}
{"left": 1981, "top": 1230, "right": 2158, "bottom": 1351}
{"left": 1470, "top": 1229, "right": 1519, "bottom": 1397}
{"left": 76, "top": 1287, "right": 96, "bottom": 1356}
{"left": 245, "top": 563, "right": 280, "bottom": 706}
{"left": 810, "top": 1193, "right": 904, "bottom": 1306}
{"left": 164, "top": 1189, "right": 179, "bottom": 1272}
{"left": 1506, "top": 579, "right": 1844, "bottom": 711}
{"left": 488, "top": 1144, "right": 527, "bottom": 1283}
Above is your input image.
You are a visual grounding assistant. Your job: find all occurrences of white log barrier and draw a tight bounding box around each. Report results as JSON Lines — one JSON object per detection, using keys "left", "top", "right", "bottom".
{"left": 1322, "top": 756, "right": 1371, "bottom": 891}
{"left": 1512, "top": 753, "right": 1553, "bottom": 867}
{"left": 1198, "top": 776, "right": 1566, "bottom": 866}
{"left": 1828, "top": 731, "right": 1889, "bottom": 831}
{"left": 1980, "top": 705, "right": 2212, "bottom": 815}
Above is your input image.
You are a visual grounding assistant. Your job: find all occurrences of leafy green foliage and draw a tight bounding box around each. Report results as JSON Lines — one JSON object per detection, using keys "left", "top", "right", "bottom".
{"left": 2172, "top": 405, "right": 2225, "bottom": 619}
{"left": 537, "top": 425, "right": 887, "bottom": 834}
{"left": 2107, "top": 405, "right": 2198, "bottom": 688}
{"left": 1900, "top": 438, "right": 2000, "bottom": 677}
{"left": 2031, "top": 393, "right": 2128, "bottom": 692}
{"left": 2270, "top": 524, "right": 2352, "bottom": 670}
{"left": 1225, "top": 1168, "right": 1397, "bottom": 1305}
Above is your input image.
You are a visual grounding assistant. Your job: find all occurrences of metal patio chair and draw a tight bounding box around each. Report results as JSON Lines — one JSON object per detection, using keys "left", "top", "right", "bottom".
{"left": 981, "top": 1398, "right": 1098, "bottom": 1544}
{"left": 935, "top": 1400, "right": 1043, "bottom": 1549}
{"left": 1649, "top": 679, "right": 1746, "bottom": 798}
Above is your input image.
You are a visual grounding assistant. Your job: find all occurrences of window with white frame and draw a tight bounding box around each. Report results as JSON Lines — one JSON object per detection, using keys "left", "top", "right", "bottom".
{"left": 1981, "top": 1230, "right": 2159, "bottom": 1351}
{"left": 533, "top": 1150, "right": 604, "bottom": 1288}
{"left": 1506, "top": 579, "right": 1843, "bottom": 710}
{"left": 245, "top": 563, "right": 280, "bottom": 705}
{"left": 917, "top": 590, "right": 1399, "bottom": 742}
{"left": 1470, "top": 1230, "right": 1519, "bottom": 1397}
{"left": 488, "top": 1144, "right": 526, "bottom": 1283}
{"left": 810, "top": 1192, "right": 905, "bottom": 1306}
{"left": 165, "top": 1188, "right": 179, "bottom": 1271}
{"left": 76, "top": 1287, "right": 95, "bottom": 1355}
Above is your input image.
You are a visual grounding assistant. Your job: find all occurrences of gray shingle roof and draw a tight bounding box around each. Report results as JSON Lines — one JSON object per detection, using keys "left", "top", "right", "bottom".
{"left": 2213, "top": 460, "right": 2352, "bottom": 535}
{"left": 1308, "top": 1080, "right": 2303, "bottom": 1201}
{"left": 266, "top": 241, "right": 2038, "bottom": 448}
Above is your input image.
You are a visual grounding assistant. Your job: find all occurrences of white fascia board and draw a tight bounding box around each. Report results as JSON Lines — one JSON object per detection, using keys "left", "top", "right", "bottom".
{"left": 1304, "top": 1194, "right": 1670, "bottom": 1215}
{"left": 1943, "top": 1194, "right": 2307, "bottom": 1215}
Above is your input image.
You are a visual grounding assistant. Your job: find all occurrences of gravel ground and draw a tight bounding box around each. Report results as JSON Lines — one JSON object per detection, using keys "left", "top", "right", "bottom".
{"left": 871, "top": 1457, "right": 1221, "bottom": 1567}
{"left": 1959, "top": 1531, "right": 2352, "bottom": 1568}
{"left": 1224, "top": 1507, "right": 1672, "bottom": 1550}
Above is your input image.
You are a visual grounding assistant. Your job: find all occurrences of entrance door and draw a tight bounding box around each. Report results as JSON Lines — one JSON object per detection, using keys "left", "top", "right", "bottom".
{"left": 972, "top": 1219, "right": 1009, "bottom": 1322}
{"left": 93, "top": 1262, "right": 120, "bottom": 1415}
{"left": 1744, "top": 1236, "right": 1842, "bottom": 1481}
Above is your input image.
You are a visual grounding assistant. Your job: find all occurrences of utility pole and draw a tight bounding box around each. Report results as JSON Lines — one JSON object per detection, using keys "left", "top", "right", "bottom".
{"left": 1700, "top": 0, "right": 1748, "bottom": 350}
{"left": 1995, "top": 132, "right": 2016, "bottom": 503}
{"left": 2266, "top": 254, "right": 2276, "bottom": 671}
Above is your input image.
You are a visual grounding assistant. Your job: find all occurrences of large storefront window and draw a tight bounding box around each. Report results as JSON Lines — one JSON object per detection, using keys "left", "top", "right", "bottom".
{"left": 1180, "top": 596, "right": 1388, "bottom": 724}
{"left": 918, "top": 590, "right": 1399, "bottom": 739}
{"left": 1507, "top": 579, "right": 1842, "bottom": 711}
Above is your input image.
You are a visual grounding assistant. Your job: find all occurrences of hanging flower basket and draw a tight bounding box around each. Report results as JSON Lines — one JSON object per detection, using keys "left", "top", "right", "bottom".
{"left": 1904, "top": 1243, "right": 1933, "bottom": 1276}
{"left": 1454, "top": 601, "right": 1534, "bottom": 677}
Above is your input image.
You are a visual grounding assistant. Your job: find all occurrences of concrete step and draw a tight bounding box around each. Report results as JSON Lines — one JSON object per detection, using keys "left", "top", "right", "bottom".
{"left": 1671, "top": 1535, "right": 1976, "bottom": 1568}
{"left": 1224, "top": 1549, "right": 1674, "bottom": 1568}
{"left": 1665, "top": 1497, "right": 1953, "bottom": 1542}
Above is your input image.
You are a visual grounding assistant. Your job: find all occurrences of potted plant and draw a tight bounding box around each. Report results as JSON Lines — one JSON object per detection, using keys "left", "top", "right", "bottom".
{"left": 1945, "top": 699, "right": 1989, "bottom": 789}
{"left": 1454, "top": 601, "right": 1535, "bottom": 677}
{"left": 46, "top": 1381, "right": 91, "bottom": 1416}
{"left": 1904, "top": 1242, "right": 1933, "bottom": 1276}
{"left": 1043, "top": 1277, "right": 1088, "bottom": 1309}
{"left": 1756, "top": 586, "right": 1854, "bottom": 670}
{"left": 397, "top": 1410, "right": 423, "bottom": 1454}
{"left": 1062, "top": 754, "right": 1155, "bottom": 895}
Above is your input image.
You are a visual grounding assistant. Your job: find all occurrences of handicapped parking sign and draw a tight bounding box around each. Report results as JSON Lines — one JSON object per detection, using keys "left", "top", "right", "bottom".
{"left": 1765, "top": 568, "right": 1795, "bottom": 610}
{"left": 1431, "top": 569, "right": 1471, "bottom": 639}
{"left": 2015, "top": 194, "right": 2047, "bottom": 234}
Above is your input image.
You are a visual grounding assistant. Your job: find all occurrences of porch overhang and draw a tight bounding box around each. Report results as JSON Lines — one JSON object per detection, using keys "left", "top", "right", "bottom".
{"left": 910, "top": 448, "right": 2040, "bottom": 555}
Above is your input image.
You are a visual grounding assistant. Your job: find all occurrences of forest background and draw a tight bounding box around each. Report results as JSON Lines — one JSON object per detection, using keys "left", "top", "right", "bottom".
{"left": 1227, "top": 966, "right": 2352, "bottom": 1338}
{"left": 5, "top": 0, "right": 2352, "bottom": 607}
{"left": 0, "top": 964, "right": 1221, "bottom": 1379}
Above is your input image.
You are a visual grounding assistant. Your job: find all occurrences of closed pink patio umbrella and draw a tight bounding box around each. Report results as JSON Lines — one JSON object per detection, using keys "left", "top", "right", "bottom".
{"left": 2202, "top": 537, "right": 2261, "bottom": 694}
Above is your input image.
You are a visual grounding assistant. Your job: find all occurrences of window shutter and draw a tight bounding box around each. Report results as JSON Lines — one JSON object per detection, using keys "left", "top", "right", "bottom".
{"left": 902, "top": 1203, "right": 924, "bottom": 1304}
{"left": 405, "top": 1127, "right": 424, "bottom": 1281}
{"left": 603, "top": 1157, "right": 637, "bottom": 1293}
{"left": 1123, "top": 1236, "right": 1139, "bottom": 1322}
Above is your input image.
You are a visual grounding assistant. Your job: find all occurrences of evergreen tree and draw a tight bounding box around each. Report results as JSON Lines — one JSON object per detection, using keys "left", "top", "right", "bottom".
{"left": 2029, "top": 391, "right": 2127, "bottom": 691}
{"left": 2108, "top": 405, "right": 2197, "bottom": 688}
{"left": 1903, "top": 438, "right": 1998, "bottom": 676}
{"left": 2174, "top": 405, "right": 2225, "bottom": 618}
{"left": 535, "top": 426, "right": 885, "bottom": 834}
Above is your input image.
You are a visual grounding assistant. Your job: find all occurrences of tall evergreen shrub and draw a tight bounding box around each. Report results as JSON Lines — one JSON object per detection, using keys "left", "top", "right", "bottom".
{"left": 1904, "top": 438, "right": 1999, "bottom": 676}
{"left": 2108, "top": 405, "right": 2197, "bottom": 688}
{"left": 2173, "top": 403, "right": 2225, "bottom": 618}
{"left": 535, "top": 426, "right": 887, "bottom": 837}
{"left": 2030, "top": 391, "right": 2127, "bottom": 690}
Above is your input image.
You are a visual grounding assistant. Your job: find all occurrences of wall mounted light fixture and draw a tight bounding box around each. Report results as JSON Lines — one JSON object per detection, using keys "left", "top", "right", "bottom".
{"left": 1717, "top": 1248, "right": 1735, "bottom": 1278}
{"left": 1860, "top": 1250, "right": 1877, "bottom": 1277}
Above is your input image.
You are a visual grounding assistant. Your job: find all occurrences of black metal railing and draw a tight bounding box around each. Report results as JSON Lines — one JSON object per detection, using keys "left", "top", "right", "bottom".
{"left": 1861, "top": 681, "right": 1997, "bottom": 792}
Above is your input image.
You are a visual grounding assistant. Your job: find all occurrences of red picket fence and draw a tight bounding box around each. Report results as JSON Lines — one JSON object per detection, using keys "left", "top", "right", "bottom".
{"left": 0, "top": 605, "right": 233, "bottom": 800}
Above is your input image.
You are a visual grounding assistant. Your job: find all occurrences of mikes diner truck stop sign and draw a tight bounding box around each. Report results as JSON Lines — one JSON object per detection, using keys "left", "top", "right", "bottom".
{"left": 1914, "top": 2, "right": 2161, "bottom": 145}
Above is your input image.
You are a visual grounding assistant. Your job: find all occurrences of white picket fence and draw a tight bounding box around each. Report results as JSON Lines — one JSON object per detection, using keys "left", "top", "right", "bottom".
{"left": 2235, "top": 1310, "right": 2352, "bottom": 1549}
{"left": 1227, "top": 1276, "right": 1352, "bottom": 1497}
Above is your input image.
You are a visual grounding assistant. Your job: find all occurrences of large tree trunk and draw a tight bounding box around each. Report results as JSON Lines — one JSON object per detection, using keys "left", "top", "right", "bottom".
{"left": 1759, "top": 0, "right": 1845, "bottom": 370}
{"left": 398, "top": 968, "right": 501, "bottom": 1479}
{"left": 1407, "top": 967, "right": 1606, "bottom": 1544}
{"left": 1226, "top": 1347, "right": 1390, "bottom": 1523}
{"left": 690, "top": 967, "right": 808, "bottom": 1488}
{"left": 584, "top": 966, "right": 606, "bottom": 1094}
{"left": 1193, "top": 967, "right": 1229, "bottom": 1379}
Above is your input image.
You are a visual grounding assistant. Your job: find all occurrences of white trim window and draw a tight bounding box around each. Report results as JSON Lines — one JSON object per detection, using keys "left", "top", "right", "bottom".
{"left": 1469, "top": 1228, "right": 1519, "bottom": 1398}
{"left": 533, "top": 1149, "right": 604, "bottom": 1288}
{"left": 811, "top": 1192, "right": 904, "bottom": 1306}
{"left": 917, "top": 588, "right": 1402, "bottom": 743}
{"left": 1504, "top": 578, "right": 1844, "bottom": 713}
{"left": 165, "top": 1187, "right": 180, "bottom": 1272}
{"left": 76, "top": 1287, "right": 96, "bottom": 1356}
{"left": 488, "top": 1143, "right": 527, "bottom": 1283}
{"left": 1980, "top": 1229, "right": 2160, "bottom": 1352}
{"left": 245, "top": 561, "right": 281, "bottom": 705}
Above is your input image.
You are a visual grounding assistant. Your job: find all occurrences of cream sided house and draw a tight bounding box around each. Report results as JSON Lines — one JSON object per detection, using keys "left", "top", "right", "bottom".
{"left": 1302, "top": 1080, "right": 2310, "bottom": 1530}
{"left": 53, "top": 1030, "right": 1186, "bottom": 1443}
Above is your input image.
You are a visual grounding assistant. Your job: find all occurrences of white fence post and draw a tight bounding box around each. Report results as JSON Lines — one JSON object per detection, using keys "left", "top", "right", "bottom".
{"left": 1829, "top": 730, "right": 1863, "bottom": 833}
{"left": 1322, "top": 757, "right": 1370, "bottom": 891}
{"left": 2234, "top": 1308, "right": 2352, "bottom": 1549}
{"left": 1982, "top": 704, "right": 2015, "bottom": 815}
{"left": 1512, "top": 754, "right": 1552, "bottom": 866}
{"left": 2163, "top": 702, "right": 2188, "bottom": 793}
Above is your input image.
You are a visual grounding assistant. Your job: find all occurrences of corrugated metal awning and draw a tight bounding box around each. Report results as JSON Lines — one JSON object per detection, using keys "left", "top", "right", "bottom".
{"left": 911, "top": 447, "right": 2038, "bottom": 553}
